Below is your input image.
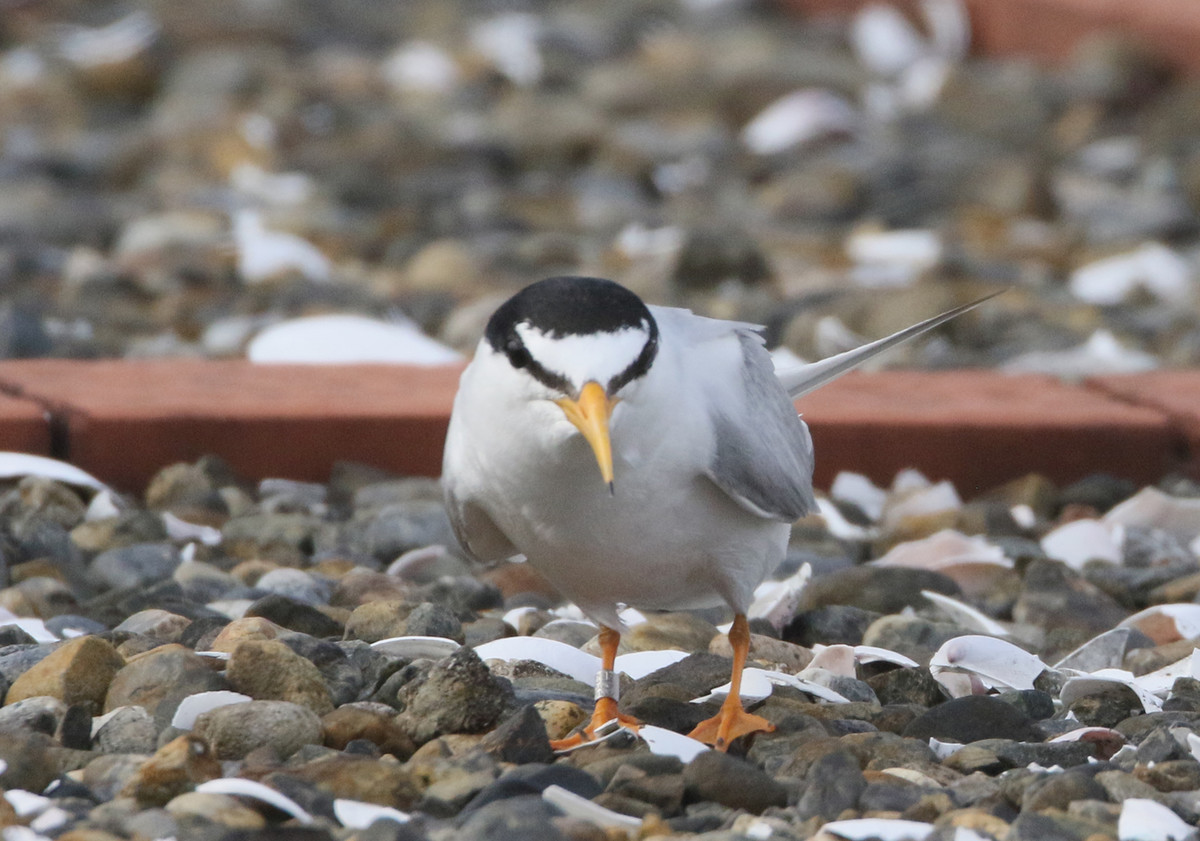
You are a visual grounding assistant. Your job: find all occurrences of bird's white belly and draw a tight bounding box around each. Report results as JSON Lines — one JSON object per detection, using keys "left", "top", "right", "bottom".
{"left": 485, "top": 435, "right": 787, "bottom": 623}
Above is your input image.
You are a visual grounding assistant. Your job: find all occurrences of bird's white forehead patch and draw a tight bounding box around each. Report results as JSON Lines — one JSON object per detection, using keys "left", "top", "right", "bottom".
{"left": 515, "top": 321, "right": 650, "bottom": 391}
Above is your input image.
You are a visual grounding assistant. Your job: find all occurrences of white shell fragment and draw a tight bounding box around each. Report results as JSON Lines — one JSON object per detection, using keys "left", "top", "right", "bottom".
{"left": 1187, "top": 731, "right": 1200, "bottom": 764}
{"left": 0, "top": 452, "right": 107, "bottom": 491}
{"left": 542, "top": 784, "right": 642, "bottom": 831}
{"left": 847, "top": 229, "right": 942, "bottom": 273}
{"left": 0, "top": 608, "right": 57, "bottom": 643}
{"left": 849, "top": 645, "right": 919, "bottom": 669}
{"left": 248, "top": 314, "right": 462, "bottom": 365}
{"left": 881, "top": 480, "right": 962, "bottom": 531}
{"left": 1001, "top": 330, "right": 1158, "bottom": 380}
{"left": 816, "top": 497, "right": 878, "bottom": 541}
{"left": 372, "top": 636, "right": 462, "bottom": 660}
{"left": 1049, "top": 727, "right": 1126, "bottom": 759}
{"left": 1118, "top": 604, "right": 1200, "bottom": 645}
{"left": 469, "top": 13, "right": 542, "bottom": 87}
{"left": 639, "top": 725, "right": 709, "bottom": 762}
{"left": 695, "top": 667, "right": 850, "bottom": 705}
{"left": 851, "top": 5, "right": 925, "bottom": 77}
{"left": 475, "top": 637, "right": 599, "bottom": 683}
{"left": 1132, "top": 649, "right": 1200, "bottom": 696}
{"left": 741, "top": 89, "right": 857, "bottom": 155}
{"left": 1117, "top": 798, "right": 1195, "bottom": 841}
{"left": 162, "top": 514, "right": 224, "bottom": 546}
{"left": 333, "top": 798, "right": 410, "bottom": 829}
{"left": 807, "top": 644, "right": 857, "bottom": 677}
{"left": 831, "top": 471, "right": 889, "bottom": 522}
{"left": 1040, "top": 519, "right": 1124, "bottom": 569}
{"left": 1053, "top": 628, "right": 1132, "bottom": 673}
{"left": 233, "top": 210, "right": 332, "bottom": 284}
{"left": 929, "top": 635, "right": 1047, "bottom": 692}
{"left": 746, "top": 563, "right": 812, "bottom": 632}
{"left": 381, "top": 41, "right": 460, "bottom": 96}
{"left": 875, "top": 530, "right": 1010, "bottom": 570}
{"left": 921, "top": 591, "right": 1010, "bottom": 637}
{"left": 59, "top": 10, "right": 157, "bottom": 68}
{"left": 1106, "top": 487, "right": 1200, "bottom": 544}
{"left": 171, "top": 691, "right": 253, "bottom": 730}
{"left": 1068, "top": 242, "right": 1193, "bottom": 307}
{"left": 821, "top": 817, "right": 934, "bottom": 841}
{"left": 195, "top": 779, "right": 312, "bottom": 823}
{"left": 928, "top": 738, "right": 963, "bottom": 760}
{"left": 610, "top": 649, "right": 689, "bottom": 680}
{"left": 874, "top": 530, "right": 1011, "bottom": 596}
{"left": 85, "top": 489, "right": 123, "bottom": 521}
{"left": 4, "top": 790, "right": 51, "bottom": 818}
{"left": 474, "top": 635, "right": 689, "bottom": 683}
{"left": 1059, "top": 669, "right": 1163, "bottom": 714}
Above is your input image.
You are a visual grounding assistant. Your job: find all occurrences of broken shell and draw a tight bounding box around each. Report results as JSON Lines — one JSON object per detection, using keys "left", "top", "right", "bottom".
{"left": 873, "top": 530, "right": 1011, "bottom": 598}
{"left": 820, "top": 817, "right": 934, "bottom": 841}
{"left": 929, "top": 635, "right": 1047, "bottom": 692}
{"left": 371, "top": 636, "right": 462, "bottom": 660}
{"left": 541, "top": 784, "right": 642, "bottom": 831}
{"left": 474, "top": 636, "right": 599, "bottom": 683}
{"left": 195, "top": 779, "right": 312, "bottom": 823}
{"left": 0, "top": 452, "right": 107, "bottom": 491}
{"left": 1106, "top": 486, "right": 1200, "bottom": 543}
{"left": 1048, "top": 727, "right": 1125, "bottom": 760}
{"left": 1053, "top": 628, "right": 1133, "bottom": 672}
{"left": 611, "top": 649, "right": 689, "bottom": 680}
{"left": 1059, "top": 669, "right": 1162, "bottom": 714}
{"left": 1118, "top": 604, "right": 1200, "bottom": 646}
{"left": 332, "top": 798, "right": 410, "bottom": 829}
{"left": 171, "top": 691, "right": 253, "bottom": 731}
{"left": 921, "top": 590, "right": 1010, "bottom": 637}
{"left": 1116, "top": 797, "right": 1194, "bottom": 841}
{"left": 1040, "top": 519, "right": 1123, "bottom": 569}
{"left": 638, "top": 725, "right": 709, "bottom": 762}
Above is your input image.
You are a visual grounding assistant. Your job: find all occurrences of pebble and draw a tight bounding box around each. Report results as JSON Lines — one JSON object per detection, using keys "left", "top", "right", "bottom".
{"left": 393, "top": 646, "right": 515, "bottom": 745}
{"left": 193, "top": 699, "right": 323, "bottom": 760}
{"left": 225, "top": 638, "right": 335, "bottom": 714}
{"left": 6, "top": 635, "right": 125, "bottom": 710}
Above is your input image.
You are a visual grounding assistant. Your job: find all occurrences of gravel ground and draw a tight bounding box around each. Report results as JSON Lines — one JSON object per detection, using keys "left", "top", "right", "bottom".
{"left": 0, "top": 456, "right": 1195, "bottom": 840}
{"left": 4, "top": 2, "right": 1200, "bottom": 840}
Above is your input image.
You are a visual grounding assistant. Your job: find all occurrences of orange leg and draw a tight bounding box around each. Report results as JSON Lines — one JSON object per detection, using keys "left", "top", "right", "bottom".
{"left": 549, "top": 625, "right": 642, "bottom": 750}
{"left": 687, "top": 613, "right": 774, "bottom": 751}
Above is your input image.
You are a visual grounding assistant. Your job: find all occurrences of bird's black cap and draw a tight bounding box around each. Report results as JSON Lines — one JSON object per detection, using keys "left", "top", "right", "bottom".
{"left": 485, "top": 276, "right": 659, "bottom": 393}
{"left": 486, "top": 276, "right": 653, "bottom": 340}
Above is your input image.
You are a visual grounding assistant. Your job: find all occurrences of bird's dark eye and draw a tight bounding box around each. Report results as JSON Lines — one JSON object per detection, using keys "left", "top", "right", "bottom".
{"left": 506, "top": 341, "right": 531, "bottom": 369}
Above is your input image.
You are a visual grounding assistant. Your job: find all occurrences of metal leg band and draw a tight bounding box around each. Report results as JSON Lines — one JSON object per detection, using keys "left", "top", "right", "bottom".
{"left": 594, "top": 668, "right": 620, "bottom": 701}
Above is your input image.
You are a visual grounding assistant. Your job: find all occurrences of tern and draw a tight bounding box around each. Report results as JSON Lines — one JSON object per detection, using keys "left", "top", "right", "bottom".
{"left": 443, "top": 276, "right": 994, "bottom": 750}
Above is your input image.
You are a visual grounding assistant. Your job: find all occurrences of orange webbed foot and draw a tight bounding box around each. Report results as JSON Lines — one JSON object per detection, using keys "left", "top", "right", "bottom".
{"left": 550, "top": 695, "right": 642, "bottom": 751}
{"left": 687, "top": 705, "right": 774, "bottom": 751}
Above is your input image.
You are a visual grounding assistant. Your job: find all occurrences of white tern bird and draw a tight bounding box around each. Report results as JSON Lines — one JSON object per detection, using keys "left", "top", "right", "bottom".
{"left": 443, "top": 276, "right": 995, "bottom": 750}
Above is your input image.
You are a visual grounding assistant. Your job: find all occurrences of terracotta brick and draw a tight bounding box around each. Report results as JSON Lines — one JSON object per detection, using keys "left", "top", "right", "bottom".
{"left": 784, "top": 0, "right": 1200, "bottom": 73}
{"left": 1088, "top": 372, "right": 1200, "bottom": 478}
{"left": 798, "top": 371, "right": 1179, "bottom": 493}
{"left": 0, "top": 360, "right": 463, "bottom": 492}
{"left": 0, "top": 361, "right": 1181, "bottom": 496}
{"left": 0, "top": 392, "right": 52, "bottom": 456}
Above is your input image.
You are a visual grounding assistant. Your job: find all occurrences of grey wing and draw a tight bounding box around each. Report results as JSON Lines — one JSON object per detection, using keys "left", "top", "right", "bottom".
{"left": 706, "top": 330, "right": 817, "bottom": 522}
{"left": 443, "top": 484, "right": 520, "bottom": 564}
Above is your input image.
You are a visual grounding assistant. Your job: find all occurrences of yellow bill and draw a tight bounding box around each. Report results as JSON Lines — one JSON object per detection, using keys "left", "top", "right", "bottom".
{"left": 555, "top": 380, "right": 617, "bottom": 489}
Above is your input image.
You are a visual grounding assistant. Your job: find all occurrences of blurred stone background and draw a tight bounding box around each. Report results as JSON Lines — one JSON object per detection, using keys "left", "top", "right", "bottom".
{"left": 0, "top": 0, "right": 1196, "bottom": 376}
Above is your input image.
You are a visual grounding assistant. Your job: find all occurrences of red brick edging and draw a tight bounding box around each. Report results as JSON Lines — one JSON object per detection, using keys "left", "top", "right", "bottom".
{"left": 0, "top": 360, "right": 1190, "bottom": 494}
{"left": 785, "top": 0, "right": 1200, "bottom": 74}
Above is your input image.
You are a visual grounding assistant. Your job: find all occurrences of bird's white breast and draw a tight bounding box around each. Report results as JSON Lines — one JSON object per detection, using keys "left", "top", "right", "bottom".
{"left": 444, "top": 333, "right": 790, "bottom": 625}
